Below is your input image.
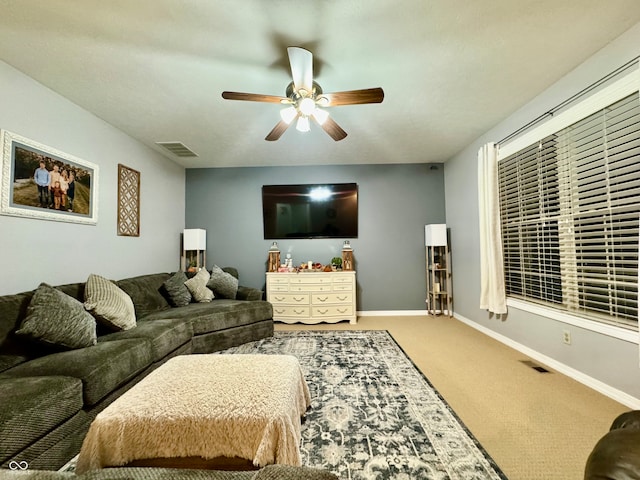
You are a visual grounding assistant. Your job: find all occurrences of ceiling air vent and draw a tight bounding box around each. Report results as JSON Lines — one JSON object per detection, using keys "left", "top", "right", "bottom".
{"left": 155, "top": 142, "right": 198, "bottom": 158}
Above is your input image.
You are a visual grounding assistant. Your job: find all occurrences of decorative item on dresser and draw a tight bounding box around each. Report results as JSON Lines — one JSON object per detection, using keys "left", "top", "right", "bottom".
{"left": 341, "top": 240, "right": 354, "bottom": 271}
{"left": 267, "top": 242, "right": 280, "bottom": 272}
{"left": 425, "top": 224, "right": 452, "bottom": 316}
{"left": 266, "top": 271, "right": 357, "bottom": 324}
{"left": 181, "top": 228, "right": 206, "bottom": 272}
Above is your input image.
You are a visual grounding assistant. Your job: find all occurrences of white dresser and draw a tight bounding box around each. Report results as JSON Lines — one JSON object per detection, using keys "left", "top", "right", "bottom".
{"left": 266, "top": 271, "right": 357, "bottom": 324}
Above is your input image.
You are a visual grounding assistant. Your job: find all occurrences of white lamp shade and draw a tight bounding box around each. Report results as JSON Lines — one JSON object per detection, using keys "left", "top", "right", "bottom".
{"left": 184, "top": 229, "right": 206, "bottom": 250}
{"left": 425, "top": 224, "right": 447, "bottom": 246}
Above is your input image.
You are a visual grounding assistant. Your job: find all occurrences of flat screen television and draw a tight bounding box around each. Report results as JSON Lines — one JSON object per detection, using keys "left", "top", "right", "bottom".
{"left": 262, "top": 183, "right": 358, "bottom": 239}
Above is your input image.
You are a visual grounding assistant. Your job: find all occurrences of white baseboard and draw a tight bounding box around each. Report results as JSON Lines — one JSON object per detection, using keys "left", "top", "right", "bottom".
{"left": 357, "top": 310, "right": 429, "bottom": 317}
{"left": 454, "top": 312, "right": 640, "bottom": 409}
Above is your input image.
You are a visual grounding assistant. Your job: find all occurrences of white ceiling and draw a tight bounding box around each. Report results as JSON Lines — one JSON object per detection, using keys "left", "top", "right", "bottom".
{"left": 0, "top": 1, "right": 639, "bottom": 169}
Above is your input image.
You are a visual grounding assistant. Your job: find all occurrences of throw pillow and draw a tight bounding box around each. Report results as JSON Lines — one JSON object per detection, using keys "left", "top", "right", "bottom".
{"left": 163, "top": 271, "right": 192, "bottom": 307}
{"left": 16, "top": 283, "right": 97, "bottom": 350}
{"left": 207, "top": 265, "right": 239, "bottom": 299}
{"left": 184, "top": 268, "right": 214, "bottom": 302}
{"left": 84, "top": 274, "right": 137, "bottom": 331}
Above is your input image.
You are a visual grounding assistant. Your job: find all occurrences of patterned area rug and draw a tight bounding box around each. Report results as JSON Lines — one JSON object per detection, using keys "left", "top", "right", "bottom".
{"left": 223, "top": 330, "right": 507, "bottom": 480}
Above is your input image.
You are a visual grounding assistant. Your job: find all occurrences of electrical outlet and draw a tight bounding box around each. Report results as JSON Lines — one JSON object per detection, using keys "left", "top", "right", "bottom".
{"left": 562, "top": 330, "right": 571, "bottom": 345}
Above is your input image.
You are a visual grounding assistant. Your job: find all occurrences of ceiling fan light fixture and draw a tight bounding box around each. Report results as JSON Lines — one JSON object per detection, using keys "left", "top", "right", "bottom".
{"left": 298, "top": 97, "right": 316, "bottom": 116}
{"left": 280, "top": 106, "right": 298, "bottom": 124}
{"left": 296, "top": 116, "right": 311, "bottom": 132}
{"left": 312, "top": 107, "right": 329, "bottom": 125}
{"left": 221, "top": 47, "right": 384, "bottom": 142}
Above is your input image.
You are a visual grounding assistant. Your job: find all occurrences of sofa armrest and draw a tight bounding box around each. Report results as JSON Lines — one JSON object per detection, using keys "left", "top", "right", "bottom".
{"left": 236, "top": 286, "right": 264, "bottom": 301}
{"left": 585, "top": 428, "right": 640, "bottom": 480}
{"left": 611, "top": 410, "right": 640, "bottom": 431}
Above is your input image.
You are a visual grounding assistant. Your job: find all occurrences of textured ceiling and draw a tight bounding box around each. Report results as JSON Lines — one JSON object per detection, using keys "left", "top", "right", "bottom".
{"left": 0, "top": 1, "right": 639, "bottom": 168}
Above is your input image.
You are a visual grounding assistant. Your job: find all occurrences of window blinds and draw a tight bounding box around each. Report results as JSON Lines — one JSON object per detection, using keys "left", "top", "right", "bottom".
{"left": 498, "top": 92, "right": 640, "bottom": 328}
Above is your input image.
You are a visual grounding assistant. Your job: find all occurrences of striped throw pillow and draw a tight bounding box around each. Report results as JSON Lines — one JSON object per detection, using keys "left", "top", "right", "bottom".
{"left": 84, "top": 274, "right": 137, "bottom": 331}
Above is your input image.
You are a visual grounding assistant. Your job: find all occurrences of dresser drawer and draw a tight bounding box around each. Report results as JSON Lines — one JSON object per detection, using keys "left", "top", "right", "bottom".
{"left": 272, "top": 306, "right": 311, "bottom": 317}
{"left": 270, "top": 293, "right": 309, "bottom": 305}
{"left": 311, "top": 293, "right": 353, "bottom": 305}
{"left": 332, "top": 283, "right": 353, "bottom": 292}
{"left": 332, "top": 275, "right": 353, "bottom": 284}
{"left": 312, "top": 305, "right": 354, "bottom": 317}
{"left": 268, "top": 276, "right": 290, "bottom": 284}
{"left": 289, "top": 284, "right": 332, "bottom": 292}
{"left": 289, "top": 275, "right": 332, "bottom": 284}
{"left": 268, "top": 284, "right": 290, "bottom": 292}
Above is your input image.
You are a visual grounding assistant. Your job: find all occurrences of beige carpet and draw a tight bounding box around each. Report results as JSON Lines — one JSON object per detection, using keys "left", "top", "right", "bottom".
{"left": 275, "top": 315, "right": 629, "bottom": 480}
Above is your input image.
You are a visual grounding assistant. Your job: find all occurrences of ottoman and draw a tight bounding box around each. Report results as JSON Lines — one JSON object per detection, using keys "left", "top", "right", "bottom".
{"left": 76, "top": 354, "right": 311, "bottom": 473}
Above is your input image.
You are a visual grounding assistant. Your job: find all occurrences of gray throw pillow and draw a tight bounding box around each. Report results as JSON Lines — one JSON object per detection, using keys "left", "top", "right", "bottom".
{"left": 163, "top": 271, "right": 192, "bottom": 307}
{"left": 207, "top": 265, "right": 239, "bottom": 299}
{"left": 184, "top": 268, "right": 214, "bottom": 302}
{"left": 84, "top": 274, "right": 137, "bottom": 331}
{"left": 16, "top": 283, "right": 97, "bottom": 350}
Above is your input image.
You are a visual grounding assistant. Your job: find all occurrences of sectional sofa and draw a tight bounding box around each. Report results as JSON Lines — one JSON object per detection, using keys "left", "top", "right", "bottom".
{"left": 0, "top": 267, "right": 274, "bottom": 471}
{"left": 2, "top": 465, "right": 338, "bottom": 480}
{"left": 584, "top": 410, "right": 640, "bottom": 479}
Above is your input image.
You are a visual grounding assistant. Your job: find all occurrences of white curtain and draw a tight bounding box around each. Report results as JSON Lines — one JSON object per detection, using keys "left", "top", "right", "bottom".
{"left": 478, "top": 142, "right": 507, "bottom": 314}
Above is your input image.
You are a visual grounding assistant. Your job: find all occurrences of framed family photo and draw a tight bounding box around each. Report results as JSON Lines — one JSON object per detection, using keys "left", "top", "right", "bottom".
{"left": 0, "top": 130, "right": 98, "bottom": 225}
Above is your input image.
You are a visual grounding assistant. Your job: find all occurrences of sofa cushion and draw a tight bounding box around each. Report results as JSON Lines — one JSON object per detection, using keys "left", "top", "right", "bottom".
{"left": 0, "top": 376, "right": 83, "bottom": 463}
{"left": 117, "top": 273, "right": 171, "bottom": 319}
{"left": 16, "top": 283, "right": 97, "bottom": 350}
{"left": 184, "top": 269, "right": 214, "bottom": 303}
{"left": 98, "top": 318, "right": 193, "bottom": 362}
{"left": 0, "top": 291, "right": 34, "bottom": 354}
{"left": 143, "top": 300, "right": 273, "bottom": 335}
{"left": 207, "top": 265, "right": 239, "bottom": 299}
{"left": 236, "top": 285, "right": 264, "bottom": 301}
{"left": 84, "top": 274, "right": 136, "bottom": 331}
{"left": 0, "top": 354, "right": 29, "bottom": 373}
{"left": 162, "top": 271, "right": 192, "bottom": 307}
{"left": 0, "top": 339, "right": 153, "bottom": 406}
{"left": 55, "top": 282, "right": 86, "bottom": 303}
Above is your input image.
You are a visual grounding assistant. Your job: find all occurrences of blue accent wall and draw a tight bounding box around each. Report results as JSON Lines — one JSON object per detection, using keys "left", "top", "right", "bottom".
{"left": 185, "top": 163, "right": 445, "bottom": 311}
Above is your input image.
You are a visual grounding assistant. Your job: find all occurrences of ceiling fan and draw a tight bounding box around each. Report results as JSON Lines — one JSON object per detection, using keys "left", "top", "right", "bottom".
{"left": 221, "top": 47, "right": 384, "bottom": 141}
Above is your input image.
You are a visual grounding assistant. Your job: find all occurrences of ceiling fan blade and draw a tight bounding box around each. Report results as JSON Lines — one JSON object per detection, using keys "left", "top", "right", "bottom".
{"left": 287, "top": 47, "right": 313, "bottom": 93}
{"left": 315, "top": 116, "right": 348, "bottom": 141}
{"left": 320, "top": 87, "right": 384, "bottom": 106}
{"left": 222, "top": 91, "right": 289, "bottom": 104}
{"left": 265, "top": 120, "right": 292, "bottom": 141}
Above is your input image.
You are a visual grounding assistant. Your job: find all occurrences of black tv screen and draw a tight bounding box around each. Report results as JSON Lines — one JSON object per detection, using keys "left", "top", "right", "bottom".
{"left": 262, "top": 183, "right": 358, "bottom": 239}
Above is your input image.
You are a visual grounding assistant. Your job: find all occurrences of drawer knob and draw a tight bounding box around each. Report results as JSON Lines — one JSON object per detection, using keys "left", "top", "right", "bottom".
{"left": 294, "top": 296, "right": 305, "bottom": 302}
{"left": 317, "top": 296, "right": 328, "bottom": 302}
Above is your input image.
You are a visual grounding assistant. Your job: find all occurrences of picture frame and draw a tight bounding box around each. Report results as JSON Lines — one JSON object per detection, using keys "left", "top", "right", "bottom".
{"left": 0, "top": 130, "right": 98, "bottom": 225}
{"left": 117, "top": 163, "right": 140, "bottom": 237}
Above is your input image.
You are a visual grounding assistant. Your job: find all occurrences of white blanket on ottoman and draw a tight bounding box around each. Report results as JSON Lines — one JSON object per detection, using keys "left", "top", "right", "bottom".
{"left": 76, "top": 354, "right": 311, "bottom": 473}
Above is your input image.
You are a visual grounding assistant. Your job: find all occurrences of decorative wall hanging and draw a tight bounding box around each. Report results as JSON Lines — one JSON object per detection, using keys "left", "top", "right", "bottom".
{"left": 117, "top": 164, "right": 140, "bottom": 237}
{"left": 0, "top": 130, "right": 98, "bottom": 225}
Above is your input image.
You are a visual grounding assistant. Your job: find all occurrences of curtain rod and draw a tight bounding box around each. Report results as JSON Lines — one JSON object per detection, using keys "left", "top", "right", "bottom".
{"left": 497, "top": 55, "right": 640, "bottom": 147}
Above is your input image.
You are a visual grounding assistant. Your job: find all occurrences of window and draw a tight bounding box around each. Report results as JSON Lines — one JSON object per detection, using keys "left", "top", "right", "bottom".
{"left": 498, "top": 90, "right": 640, "bottom": 330}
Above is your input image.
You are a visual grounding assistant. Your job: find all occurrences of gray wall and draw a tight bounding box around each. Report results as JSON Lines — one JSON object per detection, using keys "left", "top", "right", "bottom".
{"left": 0, "top": 60, "right": 186, "bottom": 295}
{"left": 444, "top": 22, "right": 640, "bottom": 403}
{"left": 185, "top": 163, "right": 445, "bottom": 311}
